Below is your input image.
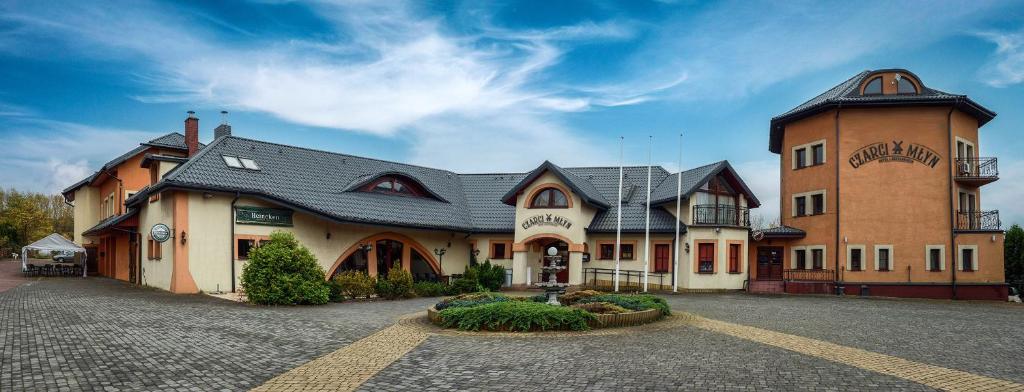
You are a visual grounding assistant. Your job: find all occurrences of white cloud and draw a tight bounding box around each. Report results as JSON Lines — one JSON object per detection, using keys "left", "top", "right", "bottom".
{"left": 0, "top": 117, "right": 156, "bottom": 193}
{"left": 977, "top": 29, "right": 1024, "bottom": 87}
{"left": 733, "top": 159, "right": 780, "bottom": 227}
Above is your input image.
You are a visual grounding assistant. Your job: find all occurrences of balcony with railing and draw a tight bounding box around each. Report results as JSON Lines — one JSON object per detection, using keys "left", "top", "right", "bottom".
{"left": 692, "top": 204, "right": 750, "bottom": 227}
{"left": 955, "top": 157, "right": 998, "bottom": 186}
{"left": 955, "top": 210, "right": 1001, "bottom": 232}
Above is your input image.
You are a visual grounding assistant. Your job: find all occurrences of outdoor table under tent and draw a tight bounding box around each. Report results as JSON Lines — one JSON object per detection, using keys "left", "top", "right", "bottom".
{"left": 20, "top": 233, "right": 87, "bottom": 277}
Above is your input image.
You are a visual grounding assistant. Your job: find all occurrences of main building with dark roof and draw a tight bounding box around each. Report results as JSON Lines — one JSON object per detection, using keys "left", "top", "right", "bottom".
{"left": 64, "top": 112, "right": 760, "bottom": 294}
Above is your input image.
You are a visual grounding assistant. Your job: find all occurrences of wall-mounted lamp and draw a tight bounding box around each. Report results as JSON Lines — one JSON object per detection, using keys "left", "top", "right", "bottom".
{"left": 358, "top": 243, "right": 372, "bottom": 253}
{"left": 325, "top": 232, "right": 331, "bottom": 240}
{"left": 684, "top": 243, "right": 690, "bottom": 254}
{"left": 714, "top": 227, "right": 721, "bottom": 234}
{"left": 203, "top": 192, "right": 213, "bottom": 199}
{"left": 844, "top": 236, "right": 848, "bottom": 243}
{"left": 180, "top": 231, "right": 188, "bottom": 245}
{"left": 472, "top": 249, "right": 480, "bottom": 257}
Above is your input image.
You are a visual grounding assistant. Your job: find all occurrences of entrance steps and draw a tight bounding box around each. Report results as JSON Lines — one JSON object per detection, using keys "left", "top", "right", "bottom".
{"left": 747, "top": 280, "right": 784, "bottom": 294}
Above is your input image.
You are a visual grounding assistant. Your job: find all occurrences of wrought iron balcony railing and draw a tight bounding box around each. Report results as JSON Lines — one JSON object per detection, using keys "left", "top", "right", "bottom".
{"left": 955, "top": 210, "right": 1001, "bottom": 232}
{"left": 692, "top": 204, "right": 750, "bottom": 227}
{"left": 955, "top": 157, "right": 998, "bottom": 185}
{"left": 783, "top": 269, "right": 835, "bottom": 282}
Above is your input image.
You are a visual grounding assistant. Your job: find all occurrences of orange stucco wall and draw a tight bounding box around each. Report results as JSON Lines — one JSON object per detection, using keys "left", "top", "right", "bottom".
{"left": 775, "top": 103, "right": 1003, "bottom": 285}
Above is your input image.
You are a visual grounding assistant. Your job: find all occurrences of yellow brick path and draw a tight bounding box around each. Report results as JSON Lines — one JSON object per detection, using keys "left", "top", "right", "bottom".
{"left": 252, "top": 311, "right": 1024, "bottom": 392}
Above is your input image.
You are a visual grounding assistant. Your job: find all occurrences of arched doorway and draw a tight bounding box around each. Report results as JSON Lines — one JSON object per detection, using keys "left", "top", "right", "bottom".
{"left": 330, "top": 233, "right": 442, "bottom": 282}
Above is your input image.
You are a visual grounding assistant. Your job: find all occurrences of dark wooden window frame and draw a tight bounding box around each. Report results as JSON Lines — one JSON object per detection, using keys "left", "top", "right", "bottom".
{"left": 795, "top": 196, "right": 807, "bottom": 217}
{"left": 961, "top": 248, "right": 974, "bottom": 272}
{"left": 363, "top": 176, "right": 428, "bottom": 197}
{"left": 850, "top": 248, "right": 862, "bottom": 271}
{"left": 811, "top": 249, "right": 823, "bottom": 270}
{"left": 929, "top": 248, "right": 942, "bottom": 271}
{"left": 877, "top": 248, "right": 891, "bottom": 271}
{"left": 728, "top": 243, "right": 741, "bottom": 274}
{"left": 529, "top": 187, "right": 570, "bottom": 209}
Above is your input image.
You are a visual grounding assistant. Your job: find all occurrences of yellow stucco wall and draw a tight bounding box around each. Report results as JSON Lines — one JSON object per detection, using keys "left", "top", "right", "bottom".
{"left": 73, "top": 186, "right": 100, "bottom": 245}
{"left": 138, "top": 191, "right": 175, "bottom": 290}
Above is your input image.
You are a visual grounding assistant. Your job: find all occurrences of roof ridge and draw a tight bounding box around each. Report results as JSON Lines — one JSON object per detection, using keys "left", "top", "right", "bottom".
{"left": 224, "top": 135, "right": 460, "bottom": 175}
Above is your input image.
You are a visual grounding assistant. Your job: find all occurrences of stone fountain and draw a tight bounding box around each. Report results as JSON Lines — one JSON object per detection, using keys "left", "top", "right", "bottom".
{"left": 536, "top": 246, "right": 569, "bottom": 305}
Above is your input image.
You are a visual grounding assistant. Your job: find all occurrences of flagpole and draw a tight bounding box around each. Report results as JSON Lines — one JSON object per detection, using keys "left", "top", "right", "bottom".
{"left": 643, "top": 136, "right": 651, "bottom": 292}
{"left": 614, "top": 136, "right": 623, "bottom": 292}
{"left": 673, "top": 132, "right": 682, "bottom": 293}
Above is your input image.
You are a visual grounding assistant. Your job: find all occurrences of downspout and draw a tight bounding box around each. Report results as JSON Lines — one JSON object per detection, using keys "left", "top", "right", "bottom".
{"left": 230, "top": 192, "right": 240, "bottom": 293}
{"left": 834, "top": 106, "right": 842, "bottom": 294}
{"left": 947, "top": 100, "right": 959, "bottom": 299}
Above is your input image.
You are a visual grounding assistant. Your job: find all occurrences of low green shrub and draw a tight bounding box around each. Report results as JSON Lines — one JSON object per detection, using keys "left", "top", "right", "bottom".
{"left": 375, "top": 267, "right": 415, "bottom": 300}
{"left": 447, "top": 267, "right": 484, "bottom": 294}
{"left": 412, "top": 281, "right": 448, "bottom": 297}
{"left": 330, "top": 270, "right": 377, "bottom": 301}
{"left": 438, "top": 301, "right": 597, "bottom": 331}
{"left": 528, "top": 294, "right": 548, "bottom": 303}
{"left": 435, "top": 292, "right": 509, "bottom": 310}
{"left": 558, "top": 289, "right": 604, "bottom": 306}
{"left": 239, "top": 231, "right": 330, "bottom": 305}
{"left": 474, "top": 260, "right": 506, "bottom": 291}
{"left": 571, "top": 301, "right": 629, "bottom": 314}
{"left": 576, "top": 294, "right": 671, "bottom": 316}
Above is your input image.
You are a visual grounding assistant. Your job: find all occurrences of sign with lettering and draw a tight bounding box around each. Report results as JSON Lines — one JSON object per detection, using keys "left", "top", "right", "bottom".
{"left": 521, "top": 214, "right": 573, "bottom": 230}
{"left": 848, "top": 140, "right": 940, "bottom": 169}
{"left": 150, "top": 223, "right": 171, "bottom": 243}
{"left": 235, "top": 206, "right": 294, "bottom": 226}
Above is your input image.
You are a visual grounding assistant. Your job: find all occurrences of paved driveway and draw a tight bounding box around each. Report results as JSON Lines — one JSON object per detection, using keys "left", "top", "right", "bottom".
{"left": 2, "top": 277, "right": 1022, "bottom": 391}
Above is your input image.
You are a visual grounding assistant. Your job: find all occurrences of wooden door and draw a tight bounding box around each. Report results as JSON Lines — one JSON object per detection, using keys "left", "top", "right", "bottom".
{"left": 654, "top": 244, "right": 670, "bottom": 272}
{"left": 757, "top": 247, "right": 783, "bottom": 280}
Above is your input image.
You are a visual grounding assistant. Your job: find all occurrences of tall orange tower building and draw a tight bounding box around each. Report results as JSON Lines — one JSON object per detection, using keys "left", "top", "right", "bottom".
{"left": 749, "top": 69, "right": 1006, "bottom": 300}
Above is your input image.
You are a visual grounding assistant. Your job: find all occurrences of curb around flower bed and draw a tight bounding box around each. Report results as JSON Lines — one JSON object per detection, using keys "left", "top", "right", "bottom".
{"left": 426, "top": 306, "right": 663, "bottom": 330}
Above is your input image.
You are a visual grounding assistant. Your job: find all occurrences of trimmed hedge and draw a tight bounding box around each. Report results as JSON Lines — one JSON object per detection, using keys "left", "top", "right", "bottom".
{"left": 576, "top": 294, "right": 671, "bottom": 316}
{"left": 240, "top": 231, "right": 330, "bottom": 305}
{"left": 376, "top": 267, "right": 415, "bottom": 300}
{"left": 329, "top": 270, "right": 377, "bottom": 301}
{"left": 412, "top": 281, "right": 448, "bottom": 297}
{"left": 438, "top": 301, "right": 596, "bottom": 332}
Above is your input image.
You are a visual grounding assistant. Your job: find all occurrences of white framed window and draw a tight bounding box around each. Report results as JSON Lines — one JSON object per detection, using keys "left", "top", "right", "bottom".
{"left": 925, "top": 245, "right": 945, "bottom": 271}
{"left": 792, "top": 190, "right": 826, "bottom": 217}
{"left": 791, "top": 246, "right": 806, "bottom": 269}
{"left": 957, "top": 245, "right": 979, "bottom": 272}
{"left": 791, "top": 139, "right": 826, "bottom": 170}
{"left": 792, "top": 245, "right": 826, "bottom": 270}
{"left": 846, "top": 244, "right": 866, "bottom": 271}
{"left": 954, "top": 136, "right": 976, "bottom": 160}
{"left": 874, "top": 245, "right": 894, "bottom": 271}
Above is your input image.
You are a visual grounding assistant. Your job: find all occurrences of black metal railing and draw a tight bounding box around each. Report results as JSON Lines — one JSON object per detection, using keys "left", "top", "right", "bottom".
{"left": 955, "top": 210, "right": 1001, "bottom": 231}
{"left": 692, "top": 204, "right": 750, "bottom": 227}
{"left": 582, "top": 267, "right": 669, "bottom": 291}
{"left": 783, "top": 269, "right": 834, "bottom": 282}
{"left": 955, "top": 157, "right": 998, "bottom": 180}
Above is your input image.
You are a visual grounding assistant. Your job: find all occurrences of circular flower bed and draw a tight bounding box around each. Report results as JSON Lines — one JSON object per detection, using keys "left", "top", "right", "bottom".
{"left": 427, "top": 291, "right": 670, "bottom": 332}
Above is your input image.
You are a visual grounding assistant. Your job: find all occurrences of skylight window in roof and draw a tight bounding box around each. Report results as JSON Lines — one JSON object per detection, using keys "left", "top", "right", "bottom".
{"left": 223, "top": 155, "right": 243, "bottom": 168}
{"left": 239, "top": 158, "right": 260, "bottom": 170}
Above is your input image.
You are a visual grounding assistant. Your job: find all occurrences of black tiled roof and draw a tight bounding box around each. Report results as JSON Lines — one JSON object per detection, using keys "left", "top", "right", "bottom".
{"left": 501, "top": 161, "right": 611, "bottom": 209}
{"left": 769, "top": 69, "right": 997, "bottom": 153}
{"left": 63, "top": 132, "right": 200, "bottom": 197}
{"left": 82, "top": 208, "right": 138, "bottom": 236}
{"left": 131, "top": 135, "right": 756, "bottom": 234}
{"left": 752, "top": 225, "right": 806, "bottom": 240}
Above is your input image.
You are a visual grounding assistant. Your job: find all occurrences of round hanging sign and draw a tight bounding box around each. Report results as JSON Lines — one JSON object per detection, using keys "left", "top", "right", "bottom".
{"left": 151, "top": 223, "right": 171, "bottom": 243}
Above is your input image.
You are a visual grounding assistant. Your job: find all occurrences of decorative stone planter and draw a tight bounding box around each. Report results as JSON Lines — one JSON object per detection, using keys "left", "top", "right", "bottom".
{"left": 427, "top": 306, "right": 664, "bottom": 330}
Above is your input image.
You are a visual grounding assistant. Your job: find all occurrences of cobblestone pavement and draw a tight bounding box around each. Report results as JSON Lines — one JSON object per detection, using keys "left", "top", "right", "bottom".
{"left": 0, "top": 277, "right": 435, "bottom": 391}
{"left": 662, "top": 293, "right": 1024, "bottom": 384}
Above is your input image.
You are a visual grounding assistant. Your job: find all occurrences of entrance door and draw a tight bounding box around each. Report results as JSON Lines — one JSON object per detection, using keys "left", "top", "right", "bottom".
{"left": 85, "top": 246, "right": 98, "bottom": 276}
{"left": 757, "top": 246, "right": 784, "bottom": 280}
{"left": 128, "top": 238, "right": 138, "bottom": 284}
{"left": 654, "top": 244, "right": 670, "bottom": 273}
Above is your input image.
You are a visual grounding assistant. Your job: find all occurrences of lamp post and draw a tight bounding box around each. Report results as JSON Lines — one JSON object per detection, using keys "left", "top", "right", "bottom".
{"left": 434, "top": 247, "right": 447, "bottom": 282}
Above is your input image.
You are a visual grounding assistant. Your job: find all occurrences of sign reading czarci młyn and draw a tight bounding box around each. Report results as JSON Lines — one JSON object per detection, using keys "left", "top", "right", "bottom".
{"left": 848, "top": 140, "right": 940, "bottom": 169}
{"left": 521, "top": 214, "right": 573, "bottom": 230}
{"left": 235, "top": 206, "right": 294, "bottom": 226}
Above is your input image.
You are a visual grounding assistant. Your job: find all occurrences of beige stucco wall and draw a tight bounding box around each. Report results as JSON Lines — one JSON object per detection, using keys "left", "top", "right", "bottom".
{"left": 72, "top": 186, "right": 100, "bottom": 245}
{"left": 685, "top": 227, "right": 749, "bottom": 290}
{"left": 138, "top": 191, "right": 175, "bottom": 290}
{"left": 512, "top": 171, "right": 596, "bottom": 245}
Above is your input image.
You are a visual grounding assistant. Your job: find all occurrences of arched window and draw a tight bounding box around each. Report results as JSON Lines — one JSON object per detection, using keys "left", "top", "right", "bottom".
{"left": 896, "top": 76, "right": 917, "bottom": 94}
{"left": 530, "top": 187, "right": 569, "bottom": 208}
{"left": 363, "top": 175, "right": 426, "bottom": 197}
{"left": 863, "top": 77, "right": 882, "bottom": 95}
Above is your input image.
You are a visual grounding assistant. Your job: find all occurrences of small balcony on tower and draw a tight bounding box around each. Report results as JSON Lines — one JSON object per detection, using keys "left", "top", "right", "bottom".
{"left": 954, "top": 157, "right": 998, "bottom": 186}
{"left": 954, "top": 210, "right": 1001, "bottom": 232}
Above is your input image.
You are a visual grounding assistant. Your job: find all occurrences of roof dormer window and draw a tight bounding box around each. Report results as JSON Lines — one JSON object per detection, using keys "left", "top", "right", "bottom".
{"left": 896, "top": 75, "right": 917, "bottom": 94}
{"left": 863, "top": 77, "right": 882, "bottom": 95}
{"left": 364, "top": 176, "right": 426, "bottom": 197}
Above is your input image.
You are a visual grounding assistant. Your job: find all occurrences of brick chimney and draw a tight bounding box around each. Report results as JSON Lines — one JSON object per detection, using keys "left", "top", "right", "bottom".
{"left": 185, "top": 111, "right": 199, "bottom": 157}
{"left": 214, "top": 110, "right": 232, "bottom": 139}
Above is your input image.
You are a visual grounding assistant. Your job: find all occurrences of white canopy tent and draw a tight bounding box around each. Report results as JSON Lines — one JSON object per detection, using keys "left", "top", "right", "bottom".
{"left": 21, "top": 233, "right": 87, "bottom": 277}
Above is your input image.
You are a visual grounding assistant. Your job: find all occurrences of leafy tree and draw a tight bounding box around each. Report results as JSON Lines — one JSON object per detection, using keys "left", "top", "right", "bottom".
{"left": 240, "top": 231, "right": 330, "bottom": 305}
{"left": 0, "top": 188, "right": 74, "bottom": 252}
{"left": 1005, "top": 224, "right": 1024, "bottom": 284}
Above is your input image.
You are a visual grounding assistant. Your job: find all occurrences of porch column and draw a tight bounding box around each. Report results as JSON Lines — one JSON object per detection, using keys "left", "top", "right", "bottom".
{"left": 568, "top": 251, "right": 584, "bottom": 285}
{"left": 511, "top": 250, "right": 528, "bottom": 285}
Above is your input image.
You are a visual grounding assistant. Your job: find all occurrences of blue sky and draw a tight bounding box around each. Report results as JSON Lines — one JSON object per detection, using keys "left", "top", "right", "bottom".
{"left": 1, "top": 0, "right": 1023, "bottom": 224}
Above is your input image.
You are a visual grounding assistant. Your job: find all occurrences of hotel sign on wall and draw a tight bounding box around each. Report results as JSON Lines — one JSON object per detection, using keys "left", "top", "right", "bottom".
{"left": 848, "top": 140, "right": 941, "bottom": 169}
{"left": 521, "top": 214, "right": 573, "bottom": 230}
{"left": 235, "top": 206, "right": 294, "bottom": 226}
